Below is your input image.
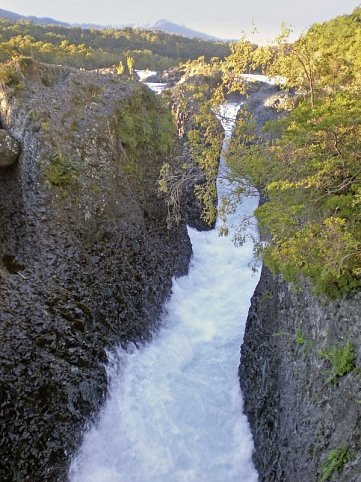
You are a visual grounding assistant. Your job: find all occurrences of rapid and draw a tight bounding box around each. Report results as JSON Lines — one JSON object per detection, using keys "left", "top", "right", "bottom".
{"left": 69, "top": 101, "right": 260, "bottom": 482}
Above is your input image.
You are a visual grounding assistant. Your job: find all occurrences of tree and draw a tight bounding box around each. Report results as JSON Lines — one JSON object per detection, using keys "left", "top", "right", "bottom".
{"left": 116, "top": 60, "right": 125, "bottom": 75}
{"left": 126, "top": 55, "right": 135, "bottom": 76}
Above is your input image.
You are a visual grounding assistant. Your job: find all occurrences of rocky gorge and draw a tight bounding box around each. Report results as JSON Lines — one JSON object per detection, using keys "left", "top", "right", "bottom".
{"left": 0, "top": 60, "right": 191, "bottom": 481}
{"left": 0, "top": 56, "right": 359, "bottom": 482}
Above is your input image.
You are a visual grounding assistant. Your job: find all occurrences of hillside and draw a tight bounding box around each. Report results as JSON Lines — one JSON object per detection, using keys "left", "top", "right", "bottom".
{"left": 0, "top": 16, "right": 229, "bottom": 70}
{"left": 0, "top": 8, "right": 219, "bottom": 40}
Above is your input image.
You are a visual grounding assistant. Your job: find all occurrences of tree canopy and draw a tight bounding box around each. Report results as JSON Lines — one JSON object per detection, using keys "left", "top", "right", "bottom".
{"left": 0, "top": 18, "right": 230, "bottom": 70}
{"left": 223, "top": 7, "right": 361, "bottom": 296}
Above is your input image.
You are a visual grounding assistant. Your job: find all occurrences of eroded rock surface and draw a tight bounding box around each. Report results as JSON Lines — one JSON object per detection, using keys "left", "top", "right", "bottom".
{"left": 0, "top": 61, "right": 191, "bottom": 481}
{"left": 240, "top": 268, "right": 361, "bottom": 481}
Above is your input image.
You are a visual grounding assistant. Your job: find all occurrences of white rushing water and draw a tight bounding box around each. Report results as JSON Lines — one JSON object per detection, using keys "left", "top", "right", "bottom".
{"left": 69, "top": 102, "right": 260, "bottom": 482}
{"left": 240, "top": 73, "right": 286, "bottom": 85}
{"left": 145, "top": 82, "right": 168, "bottom": 94}
{"left": 135, "top": 69, "right": 157, "bottom": 82}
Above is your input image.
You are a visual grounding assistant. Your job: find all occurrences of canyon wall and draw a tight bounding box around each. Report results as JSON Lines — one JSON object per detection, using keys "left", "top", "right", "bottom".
{"left": 0, "top": 61, "right": 191, "bottom": 481}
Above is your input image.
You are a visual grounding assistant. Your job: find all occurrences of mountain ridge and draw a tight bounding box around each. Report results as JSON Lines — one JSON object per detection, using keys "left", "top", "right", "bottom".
{"left": 0, "top": 8, "right": 68, "bottom": 27}
{"left": 0, "top": 8, "right": 219, "bottom": 40}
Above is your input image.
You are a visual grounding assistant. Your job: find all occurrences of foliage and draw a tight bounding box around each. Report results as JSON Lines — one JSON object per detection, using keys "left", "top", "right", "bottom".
{"left": 248, "top": 92, "right": 360, "bottom": 297}
{"left": 320, "top": 342, "right": 356, "bottom": 380}
{"left": 295, "top": 328, "right": 306, "bottom": 346}
{"left": 218, "top": 37, "right": 256, "bottom": 96}
{"left": 114, "top": 87, "right": 177, "bottom": 184}
{"left": 319, "top": 446, "right": 355, "bottom": 482}
{"left": 187, "top": 103, "right": 224, "bottom": 224}
{"left": 0, "top": 62, "right": 20, "bottom": 86}
{"left": 0, "top": 18, "right": 229, "bottom": 70}
{"left": 223, "top": 8, "right": 361, "bottom": 296}
{"left": 44, "top": 152, "right": 81, "bottom": 187}
{"left": 126, "top": 56, "right": 135, "bottom": 76}
{"left": 0, "top": 56, "right": 32, "bottom": 90}
{"left": 159, "top": 72, "right": 224, "bottom": 226}
{"left": 116, "top": 61, "right": 125, "bottom": 75}
{"left": 252, "top": 8, "right": 361, "bottom": 105}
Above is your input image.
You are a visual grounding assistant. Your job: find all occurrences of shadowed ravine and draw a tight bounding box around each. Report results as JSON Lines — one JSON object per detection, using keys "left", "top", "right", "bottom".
{"left": 69, "top": 102, "right": 260, "bottom": 482}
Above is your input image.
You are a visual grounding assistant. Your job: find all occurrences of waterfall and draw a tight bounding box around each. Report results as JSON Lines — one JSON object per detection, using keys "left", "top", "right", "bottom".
{"left": 69, "top": 101, "right": 260, "bottom": 482}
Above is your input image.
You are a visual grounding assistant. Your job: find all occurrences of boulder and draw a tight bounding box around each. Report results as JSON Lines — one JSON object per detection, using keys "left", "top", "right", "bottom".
{"left": 0, "top": 129, "right": 20, "bottom": 166}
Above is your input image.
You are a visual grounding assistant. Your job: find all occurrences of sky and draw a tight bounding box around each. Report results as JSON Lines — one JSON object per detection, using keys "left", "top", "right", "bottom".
{"left": 0, "top": 0, "right": 359, "bottom": 41}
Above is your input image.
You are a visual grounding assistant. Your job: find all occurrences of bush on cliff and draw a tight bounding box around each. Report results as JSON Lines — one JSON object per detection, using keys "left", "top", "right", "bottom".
{"left": 223, "top": 8, "right": 361, "bottom": 297}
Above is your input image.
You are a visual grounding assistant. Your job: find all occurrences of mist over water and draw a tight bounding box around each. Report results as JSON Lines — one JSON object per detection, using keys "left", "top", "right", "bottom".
{"left": 69, "top": 102, "right": 260, "bottom": 482}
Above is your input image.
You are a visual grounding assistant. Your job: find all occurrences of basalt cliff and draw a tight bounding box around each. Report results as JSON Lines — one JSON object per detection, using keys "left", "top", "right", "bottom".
{"left": 0, "top": 60, "right": 191, "bottom": 481}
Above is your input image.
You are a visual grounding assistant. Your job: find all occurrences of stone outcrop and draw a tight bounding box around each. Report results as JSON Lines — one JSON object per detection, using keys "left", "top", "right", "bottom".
{"left": 0, "top": 129, "right": 20, "bottom": 166}
{"left": 240, "top": 268, "right": 361, "bottom": 481}
{"left": 0, "top": 60, "right": 191, "bottom": 481}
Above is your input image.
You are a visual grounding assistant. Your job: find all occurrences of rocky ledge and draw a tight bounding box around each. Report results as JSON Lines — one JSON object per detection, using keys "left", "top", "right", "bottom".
{"left": 0, "top": 128, "right": 20, "bottom": 166}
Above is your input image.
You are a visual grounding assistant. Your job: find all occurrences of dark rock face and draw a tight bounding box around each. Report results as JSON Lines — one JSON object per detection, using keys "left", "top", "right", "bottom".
{"left": 240, "top": 267, "right": 361, "bottom": 482}
{"left": 0, "top": 129, "right": 20, "bottom": 166}
{"left": 0, "top": 62, "right": 191, "bottom": 481}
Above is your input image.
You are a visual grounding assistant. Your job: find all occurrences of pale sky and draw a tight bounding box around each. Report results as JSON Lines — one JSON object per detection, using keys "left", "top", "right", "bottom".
{"left": 0, "top": 0, "right": 359, "bottom": 41}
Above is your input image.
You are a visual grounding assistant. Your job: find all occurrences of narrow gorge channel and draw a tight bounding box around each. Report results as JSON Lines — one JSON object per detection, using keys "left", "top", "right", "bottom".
{"left": 69, "top": 101, "right": 260, "bottom": 482}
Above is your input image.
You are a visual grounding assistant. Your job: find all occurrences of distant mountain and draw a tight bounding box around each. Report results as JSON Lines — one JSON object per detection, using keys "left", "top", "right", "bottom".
{"left": 0, "top": 8, "right": 69, "bottom": 26}
{"left": 0, "top": 8, "right": 21, "bottom": 21}
{"left": 0, "top": 8, "right": 219, "bottom": 41}
{"left": 151, "top": 20, "right": 218, "bottom": 40}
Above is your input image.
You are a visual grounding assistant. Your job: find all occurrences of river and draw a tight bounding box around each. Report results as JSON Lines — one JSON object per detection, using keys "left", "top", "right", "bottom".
{"left": 69, "top": 100, "right": 260, "bottom": 482}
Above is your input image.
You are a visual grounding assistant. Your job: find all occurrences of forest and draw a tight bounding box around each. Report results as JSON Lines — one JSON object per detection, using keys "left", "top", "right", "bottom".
{"left": 0, "top": 7, "right": 360, "bottom": 297}
{"left": 227, "top": 7, "right": 361, "bottom": 297}
{"left": 0, "top": 18, "right": 229, "bottom": 69}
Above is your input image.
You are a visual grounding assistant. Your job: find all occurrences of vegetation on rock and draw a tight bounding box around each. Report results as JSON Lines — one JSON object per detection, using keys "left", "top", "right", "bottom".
{"left": 113, "top": 86, "right": 177, "bottom": 187}
{"left": 159, "top": 63, "right": 224, "bottom": 227}
{"left": 319, "top": 446, "right": 355, "bottom": 482}
{"left": 44, "top": 151, "right": 82, "bottom": 187}
{"left": 320, "top": 342, "right": 356, "bottom": 381}
{"left": 160, "top": 7, "right": 361, "bottom": 296}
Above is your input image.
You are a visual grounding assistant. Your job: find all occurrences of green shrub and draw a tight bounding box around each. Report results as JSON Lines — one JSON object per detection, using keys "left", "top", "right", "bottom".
{"left": 116, "top": 88, "right": 176, "bottom": 160}
{"left": 0, "top": 63, "right": 21, "bottom": 87}
{"left": 321, "top": 342, "right": 356, "bottom": 380}
{"left": 295, "top": 328, "right": 306, "bottom": 346}
{"left": 44, "top": 152, "right": 81, "bottom": 187}
{"left": 0, "top": 57, "right": 33, "bottom": 90}
{"left": 319, "top": 446, "right": 355, "bottom": 482}
{"left": 225, "top": 91, "right": 361, "bottom": 298}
